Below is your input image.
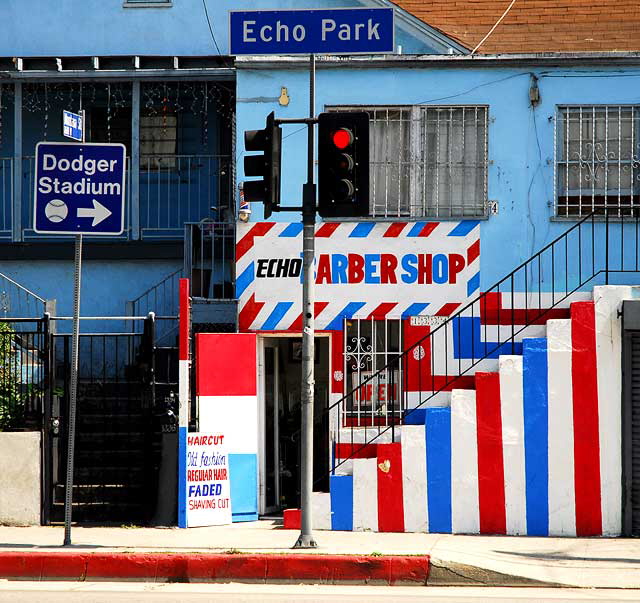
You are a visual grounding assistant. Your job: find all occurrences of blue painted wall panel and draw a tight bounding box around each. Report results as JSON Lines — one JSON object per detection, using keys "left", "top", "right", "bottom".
{"left": 522, "top": 337, "right": 549, "bottom": 536}
{"left": 229, "top": 453, "right": 258, "bottom": 522}
{"left": 330, "top": 474, "right": 354, "bottom": 531}
{"left": 425, "top": 407, "right": 452, "bottom": 533}
{"left": 0, "top": 1, "right": 441, "bottom": 57}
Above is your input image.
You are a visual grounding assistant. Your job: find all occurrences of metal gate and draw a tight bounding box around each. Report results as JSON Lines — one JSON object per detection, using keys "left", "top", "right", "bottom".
{"left": 44, "top": 316, "right": 179, "bottom": 525}
{"left": 622, "top": 301, "right": 640, "bottom": 536}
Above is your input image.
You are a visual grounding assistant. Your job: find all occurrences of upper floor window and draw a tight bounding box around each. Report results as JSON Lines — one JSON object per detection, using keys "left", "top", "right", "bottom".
{"left": 123, "top": 0, "right": 172, "bottom": 7}
{"left": 556, "top": 106, "right": 640, "bottom": 217}
{"left": 329, "top": 105, "right": 489, "bottom": 219}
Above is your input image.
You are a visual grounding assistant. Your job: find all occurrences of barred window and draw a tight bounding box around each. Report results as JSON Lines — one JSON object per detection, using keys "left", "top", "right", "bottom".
{"left": 556, "top": 106, "right": 640, "bottom": 217}
{"left": 140, "top": 113, "right": 178, "bottom": 170}
{"left": 344, "top": 318, "right": 402, "bottom": 425}
{"left": 329, "top": 105, "right": 489, "bottom": 219}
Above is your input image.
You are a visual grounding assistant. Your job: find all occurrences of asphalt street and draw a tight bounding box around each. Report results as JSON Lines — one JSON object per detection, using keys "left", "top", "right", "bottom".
{"left": 0, "top": 583, "right": 639, "bottom": 603}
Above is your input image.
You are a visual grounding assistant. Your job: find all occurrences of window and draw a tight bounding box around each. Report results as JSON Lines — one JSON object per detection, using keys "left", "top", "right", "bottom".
{"left": 344, "top": 318, "right": 403, "bottom": 425}
{"left": 556, "top": 106, "right": 640, "bottom": 217}
{"left": 140, "top": 113, "right": 178, "bottom": 170}
{"left": 123, "top": 0, "right": 172, "bottom": 7}
{"left": 330, "top": 105, "right": 488, "bottom": 219}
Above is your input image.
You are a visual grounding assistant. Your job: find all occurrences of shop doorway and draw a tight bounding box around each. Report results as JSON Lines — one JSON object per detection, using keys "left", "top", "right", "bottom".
{"left": 261, "top": 336, "right": 330, "bottom": 514}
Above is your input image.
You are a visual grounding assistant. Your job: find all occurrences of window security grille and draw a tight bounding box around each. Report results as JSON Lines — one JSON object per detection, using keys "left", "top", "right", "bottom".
{"left": 343, "top": 318, "right": 403, "bottom": 425}
{"left": 329, "top": 106, "right": 489, "bottom": 219}
{"left": 555, "top": 106, "right": 640, "bottom": 217}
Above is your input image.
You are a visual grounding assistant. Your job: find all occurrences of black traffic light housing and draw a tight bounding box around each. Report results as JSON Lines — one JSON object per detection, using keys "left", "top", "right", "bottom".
{"left": 318, "top": 111, "right": 369, "bottom": 218}
{"left": 244, "top": 111, "right": 282, "bottom": 219}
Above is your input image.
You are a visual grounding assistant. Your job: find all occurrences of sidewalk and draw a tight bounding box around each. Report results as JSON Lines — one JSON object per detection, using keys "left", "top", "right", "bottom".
{"left": 0, "top": 521, "right": 639, "bottom": 587}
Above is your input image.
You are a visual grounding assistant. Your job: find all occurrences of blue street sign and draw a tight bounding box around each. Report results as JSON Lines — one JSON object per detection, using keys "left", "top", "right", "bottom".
{"left": 230, "top": 8, "right": 394, "bottom": 55}
{"left": 62, "top": 110, "right": 84, "bottom": 142}
{"left": 33, "top": 142, "right": 126, "bottom": 236}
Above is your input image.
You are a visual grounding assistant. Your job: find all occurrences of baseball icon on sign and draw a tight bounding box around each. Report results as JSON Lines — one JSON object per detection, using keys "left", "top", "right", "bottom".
{"left": 45, "top": 199, "right": 68, "bottom": 223}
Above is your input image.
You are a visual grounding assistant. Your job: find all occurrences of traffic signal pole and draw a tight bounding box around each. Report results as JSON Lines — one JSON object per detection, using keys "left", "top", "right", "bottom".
{"left": 294, "top": 53, "right": 318, "bottom": 549}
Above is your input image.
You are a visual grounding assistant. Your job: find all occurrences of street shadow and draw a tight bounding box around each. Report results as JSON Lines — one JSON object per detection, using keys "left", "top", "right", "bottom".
{"left": 496, "top": 550, "right": 640, "bottom": 564}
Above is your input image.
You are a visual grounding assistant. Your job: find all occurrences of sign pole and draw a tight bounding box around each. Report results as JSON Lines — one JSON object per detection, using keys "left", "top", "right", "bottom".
{"left": 63, "top": 106, "right": 85, "bottom": 547}
{"left": 63, "top": 232, "right": 82, "bottom": 546}
{"left": 295, "top": 53, "right": 318, "bottom": 549}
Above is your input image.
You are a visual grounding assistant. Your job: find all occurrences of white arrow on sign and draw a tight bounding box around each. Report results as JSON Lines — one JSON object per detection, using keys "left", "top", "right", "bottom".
{"left": 77, "top": 199, "right": 112, "bottom": 227}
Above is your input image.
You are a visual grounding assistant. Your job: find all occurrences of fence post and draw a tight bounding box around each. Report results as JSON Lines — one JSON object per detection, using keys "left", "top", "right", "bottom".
{"left": 44, "top": 299, "right": 56, "bottom": 334}
{"left": 131, "top": 81, "right": 141, "bottom": 241}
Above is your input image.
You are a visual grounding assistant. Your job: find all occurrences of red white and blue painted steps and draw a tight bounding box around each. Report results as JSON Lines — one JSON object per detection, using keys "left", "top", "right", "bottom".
{"left": 300, "top": 286, "right": 628, "bottom": 537}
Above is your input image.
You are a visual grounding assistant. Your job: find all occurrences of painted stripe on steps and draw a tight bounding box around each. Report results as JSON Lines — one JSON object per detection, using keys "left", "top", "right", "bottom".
{"left": 475, "top": 372, "right": 507, "bottom": 535}
{"left": 571, "top": 301, "right": 603, "bottom": 536}
{"left": 594, "top": 286, "right": 628, "bottom": 536}
{"left": 353, "top": 458, "right": 378, "bottom": 532}
{"left": 499, "top": 355, "right": 527, "bottom": 535}
{"left": 401, "top": 425, "right": 428, "bottom": 533}
{"left": 523, "top": 338, "right": 549, "bottom": 536}
{"left": 451, "top": 389, "right": 479, "bottom": 534}
{"left": 426, "top": 407, "right": 452, "bottom": 533}
{"left": 377, "top": 443, "right": 405, "bottom": 533}
{"left": 312, "top": 492, "right": 332, "bottom": 531}
{"left": 547, "top": 319, "right": 576, "bottom": 536}
{"left": 330, "top": 475, "right": 353, "bottom": 531}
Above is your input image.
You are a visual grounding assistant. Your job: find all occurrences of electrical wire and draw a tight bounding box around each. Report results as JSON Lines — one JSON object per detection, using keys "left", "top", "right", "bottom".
{"left": 202, "top": 0, "right": 221, "bottom": 55}
{"left": 471, "top": 0, "right": 518, "bottom": 55}
{"left": 414, "top": 72, "right": 527, "bottom": 105}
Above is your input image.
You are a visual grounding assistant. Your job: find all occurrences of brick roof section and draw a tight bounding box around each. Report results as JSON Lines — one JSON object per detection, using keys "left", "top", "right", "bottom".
{"left": 394, "top": 0, "right": 640, "bottom": 54}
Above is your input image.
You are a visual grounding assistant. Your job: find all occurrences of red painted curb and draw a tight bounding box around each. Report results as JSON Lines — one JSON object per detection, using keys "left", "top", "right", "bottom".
{"left": 0, "top": 552, "right": 430, "bottom": 585}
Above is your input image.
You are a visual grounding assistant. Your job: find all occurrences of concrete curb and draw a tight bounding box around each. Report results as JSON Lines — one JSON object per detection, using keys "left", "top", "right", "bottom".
{"left": 0, "top": 552, "right": 430, "bottom": 585}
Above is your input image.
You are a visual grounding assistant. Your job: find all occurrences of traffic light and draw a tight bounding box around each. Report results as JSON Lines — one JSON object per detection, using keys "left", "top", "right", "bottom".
{"left": 244, "top": 111, "right": 282, "bottom": 219}
{"left": 318, "top": 112, "right": 369, "bottom": 218}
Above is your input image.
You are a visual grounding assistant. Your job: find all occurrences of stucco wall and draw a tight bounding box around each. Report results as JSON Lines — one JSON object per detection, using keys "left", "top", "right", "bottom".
{"left": 0, "top": 432, "right": 41, "bottom": 526}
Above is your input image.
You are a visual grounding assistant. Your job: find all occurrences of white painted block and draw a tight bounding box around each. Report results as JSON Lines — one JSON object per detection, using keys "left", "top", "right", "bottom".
{"left": 547, "top": 319, "right": 576, "bottom": 537}
{"left": 499, "top": 355, "right": 527, "bottom": 535}
{"left": 312, "top": 492, "right": 332, "bottom": 531}
{"left": 594, "top": 285, "right": 633, "bottom": 536}
{"left": 198, "top": 395, "right": 258, "bottom": 454}
{"left": 353, "top": 458, "right": 378, "bottom": 532}
{"left": 451, "top": 389, "right": 479, "bottom": 534}
{"left": 401, "top": 425, "right": 428, "bottom": 533}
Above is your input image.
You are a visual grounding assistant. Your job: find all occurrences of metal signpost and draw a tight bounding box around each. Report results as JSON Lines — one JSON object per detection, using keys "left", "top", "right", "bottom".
{"left": 33, "top": 137, "right": 126, "bottom": 545}
{"left": 231, "top": 7, "right": 394, "bottom": 549}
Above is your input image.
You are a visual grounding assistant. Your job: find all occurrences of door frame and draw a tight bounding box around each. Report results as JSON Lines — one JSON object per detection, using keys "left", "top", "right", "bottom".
{"left": 257, "top": 333, "right": 331, "bottom": 516}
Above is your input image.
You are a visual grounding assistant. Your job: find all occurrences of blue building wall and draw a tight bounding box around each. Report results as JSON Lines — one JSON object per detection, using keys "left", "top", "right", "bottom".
{"left": 236, "top": 62, "right": 640, "bottom": 291}
{"left": 0, "top": 0, "right": 449, "bottom": 322}
{"left": 0, "top": 0, "right": 448, "bottom": 58}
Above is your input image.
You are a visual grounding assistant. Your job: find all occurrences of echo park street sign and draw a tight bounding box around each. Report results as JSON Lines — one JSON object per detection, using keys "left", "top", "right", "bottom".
{"left": 33, "top": 142, "right": 126, "bottom": 236}
{"left": 229, "top": 8, "right": 394, "bottom": 55}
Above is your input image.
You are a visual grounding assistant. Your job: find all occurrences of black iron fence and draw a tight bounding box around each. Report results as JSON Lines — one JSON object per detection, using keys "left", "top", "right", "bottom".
{"left": 0, "top": 317, "right": 49, "bottom": 432}
{"left": 329, "top": 211, "right": 640, "bottom": 477}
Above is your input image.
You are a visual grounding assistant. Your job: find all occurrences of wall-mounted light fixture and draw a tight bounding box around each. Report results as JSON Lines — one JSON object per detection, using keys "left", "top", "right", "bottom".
{"left": 529, "top": 74, "right": 541, "bottom": 108}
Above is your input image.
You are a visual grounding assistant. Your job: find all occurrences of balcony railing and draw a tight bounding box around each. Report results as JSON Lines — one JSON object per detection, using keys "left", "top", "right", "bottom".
{"left": 0, "top": 154, "right": 232, "bottom": 241}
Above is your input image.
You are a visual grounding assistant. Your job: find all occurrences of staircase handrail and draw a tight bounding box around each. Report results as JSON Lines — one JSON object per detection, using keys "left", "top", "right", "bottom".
{"left": 324, "top": 210, "right": 624, "bottom": 478}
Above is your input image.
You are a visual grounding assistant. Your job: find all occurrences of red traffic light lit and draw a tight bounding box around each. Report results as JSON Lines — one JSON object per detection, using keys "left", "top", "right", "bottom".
{"left": 332, "top": 128, "right": 354, "bottom": 150}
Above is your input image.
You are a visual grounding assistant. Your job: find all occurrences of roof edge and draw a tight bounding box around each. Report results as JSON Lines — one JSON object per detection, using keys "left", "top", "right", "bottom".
{"left": 360, "top": 0, "right": 469, "bottom": 55}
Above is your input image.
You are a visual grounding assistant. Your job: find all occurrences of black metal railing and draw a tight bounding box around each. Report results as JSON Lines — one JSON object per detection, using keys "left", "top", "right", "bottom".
{"left": 0, "top": 316, "right": 49, "bottom": 431}
{"left": 0, "top": 272, "right": 47, "bottom": 324}
{"left": 184, "top": 221, "right": 236, "bottom": 300}
{"left": 328, "top": 211, "right": 640, "bottom": 477}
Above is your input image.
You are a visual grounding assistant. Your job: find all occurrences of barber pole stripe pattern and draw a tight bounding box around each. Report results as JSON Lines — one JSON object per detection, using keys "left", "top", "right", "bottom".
{"left": 325, "top": 292, "right": 622, "bottom": 536}
{"left": 177, "top": 278, "right": 190, "bottom": 529}
{"left": 236, "top": 221, "right": 480, "bottom": 332}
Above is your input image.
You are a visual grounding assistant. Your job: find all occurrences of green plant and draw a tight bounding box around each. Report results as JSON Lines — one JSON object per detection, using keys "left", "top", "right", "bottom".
{"left": 0, "top": 322, "right": 24, "bottom": 431}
